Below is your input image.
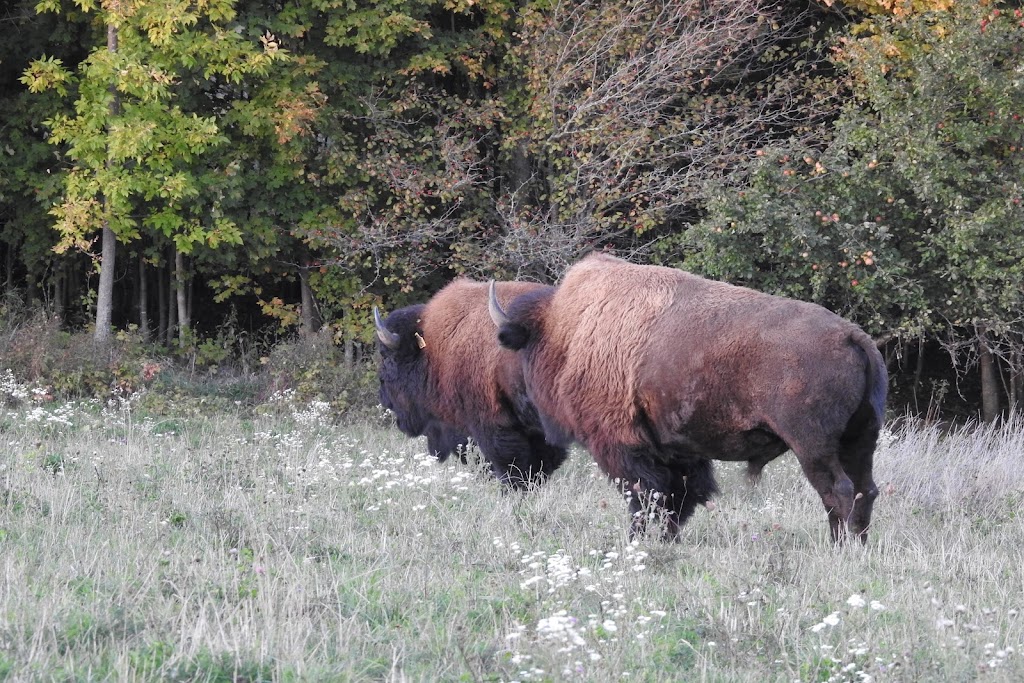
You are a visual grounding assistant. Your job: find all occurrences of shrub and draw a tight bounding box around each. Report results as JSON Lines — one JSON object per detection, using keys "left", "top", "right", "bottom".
{"left": 262, "top": 331, "right": 378, "bottom": 417}
{"left": 0, "top": 309, "right": 157, "bottom": 399}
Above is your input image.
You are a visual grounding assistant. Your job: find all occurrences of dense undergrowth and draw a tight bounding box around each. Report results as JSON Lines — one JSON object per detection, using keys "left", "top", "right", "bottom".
{"left": 0, "top": 304, "right": 379, "bottom": 420}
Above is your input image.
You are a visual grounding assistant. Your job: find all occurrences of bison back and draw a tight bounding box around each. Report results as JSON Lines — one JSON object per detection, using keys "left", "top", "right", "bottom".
{"left": 422, "top": 279, "right": 548, "bottom": 430}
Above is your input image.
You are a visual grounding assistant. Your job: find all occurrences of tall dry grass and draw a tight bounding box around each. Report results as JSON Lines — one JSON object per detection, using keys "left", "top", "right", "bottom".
{"left": 1, "top": 379, "right": 1023, "bottom": 682}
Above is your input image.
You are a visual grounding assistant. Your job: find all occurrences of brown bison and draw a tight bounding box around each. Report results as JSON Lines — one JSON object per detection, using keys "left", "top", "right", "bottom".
{"left": 374, "top": 278, "right": 568, "bottom": 489}
{"left": 489, "top": 253, "right": 887, "bottom": 543}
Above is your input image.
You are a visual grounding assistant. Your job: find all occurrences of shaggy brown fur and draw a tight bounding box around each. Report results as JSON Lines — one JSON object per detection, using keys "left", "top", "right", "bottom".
{"left": 495, "top": 254, "right": 887, "bottom": 542}
{"left": 376, "top": 279, "right": 566, "bottom": 488}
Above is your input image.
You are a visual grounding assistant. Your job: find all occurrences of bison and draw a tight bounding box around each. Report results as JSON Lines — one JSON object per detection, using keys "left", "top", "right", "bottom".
{"left": 488, "top": 253, "right": 887, "bottom": 543}
{"left": 374, "top": 278, "right": 569, "bottom": 489}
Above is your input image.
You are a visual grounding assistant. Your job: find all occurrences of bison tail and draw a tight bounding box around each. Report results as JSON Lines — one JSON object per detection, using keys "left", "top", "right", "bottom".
{"left": 853, "top": 330, "right": 888, "bottom": 427}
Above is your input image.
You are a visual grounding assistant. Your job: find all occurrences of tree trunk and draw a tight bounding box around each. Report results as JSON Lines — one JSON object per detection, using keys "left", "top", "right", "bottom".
{"left": 979, "top": 332, "right": 1001, "bottom": 423}
{"left": 299, "top": 262, "right": 320, "bottom": 337}
{"left": 175, "top": 248, "right": 189, "bottom": 347}
{"left": 25, "top": 267, "right": 38, "bottom": 306}
{"left": 157, "top": 260, "right": 167, "bottom": 344}
{"left": 510, "top": 141, "right": 532, "bottom": 195}
{"left": 165, "top": 265, "right": 177, "bottom": 347}
{"left": 3, "top": 242, "right": 13, "bottom": 296}
{"left": 344, "top": 338, "right": 355, "bottom": 369}
{"left": 138, "top": 253, "right": 150, "bottom": 342}
{"left": 67, "top": 259, "right": 79, "bottom": 322}
{"left": 1009, "top": 346, "right": 1021, "bottom": 415}
{"left": 912, "top": 336, "right": 925, "bottom": 414}
{"left": 94, "top": 223, "right": 117, "bottom": 343}
{"left": 94, "top": 23, "right": 120, "bottom": 345}
{"left": 1011, "top": 363, "right": 1019, "bottom": 415}
{"left": 53, "top": 266, "right": 65, "bottom": 323}
{"left": 165, "top": 247, "right": 177, "bottom": 347}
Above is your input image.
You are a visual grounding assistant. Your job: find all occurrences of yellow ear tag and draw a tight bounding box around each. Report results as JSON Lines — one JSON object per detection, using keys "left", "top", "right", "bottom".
{"left": 414, "top": 332, "right": 426, "bottom": 349}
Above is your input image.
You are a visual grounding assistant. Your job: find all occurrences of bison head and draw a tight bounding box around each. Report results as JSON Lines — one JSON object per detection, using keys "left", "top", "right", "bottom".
{"left": 487, "top": 281, "right": 573, "bottom": 448}
{"left": 487, "top": 280, "right": 554, "bottom": 352}
{"left": 374, "top": 304, "right": 435, "bottom": 438}
{"left": 375, "top": 304, "right": 470, "bottom": 461}
{"left": 376, "top": 301, "right": 471, "bottom": 462}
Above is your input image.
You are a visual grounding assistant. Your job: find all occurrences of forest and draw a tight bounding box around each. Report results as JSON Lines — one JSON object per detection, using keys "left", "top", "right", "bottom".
{"left": 2, "top": 0, "right": 1023, "bottom": 420}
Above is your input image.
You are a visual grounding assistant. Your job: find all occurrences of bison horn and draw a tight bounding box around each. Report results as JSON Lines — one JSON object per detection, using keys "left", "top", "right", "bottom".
{"left": 487, "top": 280, "right": 510, "bottom": 327}
{"left": 373, "top": 306, "right": 401, "bottom": 349}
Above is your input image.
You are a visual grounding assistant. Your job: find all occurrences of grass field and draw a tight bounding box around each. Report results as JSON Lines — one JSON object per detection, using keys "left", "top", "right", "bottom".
{"left": 2, "top": 384, "right": 1023, "bottom": 682}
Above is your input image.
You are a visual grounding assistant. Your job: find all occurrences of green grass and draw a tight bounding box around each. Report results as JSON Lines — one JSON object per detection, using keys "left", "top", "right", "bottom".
{"left": 1, "top": 387, "right": 1023, "bottom": 682}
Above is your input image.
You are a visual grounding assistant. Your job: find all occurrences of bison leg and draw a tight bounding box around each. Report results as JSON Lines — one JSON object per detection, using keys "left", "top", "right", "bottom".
{"left": 527, "top": 433, "right": 570, "bottom": 478}
{"left": 425, "top": 422, "right": 470, "bottom": 463}
{"left": 606, "top": 448, "right": 718, "bottom": 541}
{"left": 475, "top": 428, "right": 565, "bottom": 490}
{"left": 837, "top": 428, "right": 880, "bottom": 543}
{"left": 791, "top": 439, "right": 858, "bottom": 544}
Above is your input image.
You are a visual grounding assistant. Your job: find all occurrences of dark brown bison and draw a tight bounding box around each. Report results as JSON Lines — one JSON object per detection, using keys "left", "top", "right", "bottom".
{"left": 489, "top": 253, "right": 887, "bottom": 543}
{"left": 374, "top": 278, "right": 568, "bottom": 488}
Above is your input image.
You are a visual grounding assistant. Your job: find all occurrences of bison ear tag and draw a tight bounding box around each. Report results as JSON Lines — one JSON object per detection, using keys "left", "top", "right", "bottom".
{"left": 414, "top": 332, "right": 426, "bottom": 349}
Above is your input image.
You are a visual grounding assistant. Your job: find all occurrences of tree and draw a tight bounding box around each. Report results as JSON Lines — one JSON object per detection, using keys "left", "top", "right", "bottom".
{"left": 1, "top": 1, "right": 90, "bottom": 319}
{"left": 22, "top": 0, "right": 285, "bottom": 343}
{"left": 837, "top": 1, "right": 1024, "bottom": 420}
{"left": 268, "top": 0, "right": 524, "bottom": 338}
{"left": 494, "top": 0, "right": 843, "bottom": 278}
{"left": 685, "top": 0, "right": 1024, "bottom": 420}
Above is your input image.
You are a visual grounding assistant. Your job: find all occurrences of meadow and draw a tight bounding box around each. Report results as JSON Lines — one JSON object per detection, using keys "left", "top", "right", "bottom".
{"left": 2, "top": 373, "right": 1023, "bottom": 682}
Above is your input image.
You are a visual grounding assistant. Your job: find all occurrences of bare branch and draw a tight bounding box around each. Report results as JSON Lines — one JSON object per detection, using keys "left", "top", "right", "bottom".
{"left": 512, "top": 0, "right": 837, "bottom": 234}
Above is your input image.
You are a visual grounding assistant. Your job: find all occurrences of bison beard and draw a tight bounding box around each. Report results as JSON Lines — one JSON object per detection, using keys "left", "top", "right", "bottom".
{"left": 490, "top": 254, "right": 887, "bottom": 543}
{"left": 374, "top": 279, "right": 568, "bottom": 489}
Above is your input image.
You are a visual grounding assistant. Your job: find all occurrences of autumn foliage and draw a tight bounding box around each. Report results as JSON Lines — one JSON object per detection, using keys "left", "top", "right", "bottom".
{"left": 1, "top": 0, "right": 1022, "bottom": 416}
